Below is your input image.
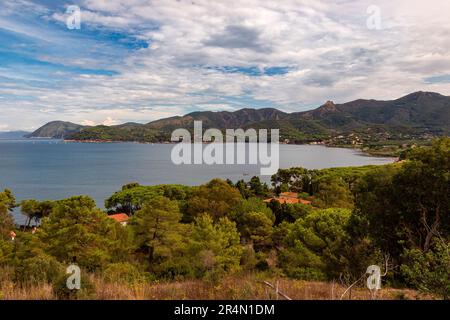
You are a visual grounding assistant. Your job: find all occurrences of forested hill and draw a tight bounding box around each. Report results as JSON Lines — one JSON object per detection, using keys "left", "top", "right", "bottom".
{"left": 25, "top": 121, "right": 86, "bottom": 139}
{"left": 27, "top": 91, "right": 450, "bottom": 142}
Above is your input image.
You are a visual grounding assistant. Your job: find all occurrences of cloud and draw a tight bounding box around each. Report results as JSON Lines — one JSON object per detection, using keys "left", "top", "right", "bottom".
{"left": 102, "top": 116, "right": 119, "bottom": 126}
{"left": 81, "top": 117, "right": 119, "bottom": 126}
{"left": 204, "top": 25, "right": 270, "bottom": 52}
{"left": 0, "top": 0, "right": 449, "bottom": 130}
{"left": 81, "top": 119, "right": 96, "bottom": 126}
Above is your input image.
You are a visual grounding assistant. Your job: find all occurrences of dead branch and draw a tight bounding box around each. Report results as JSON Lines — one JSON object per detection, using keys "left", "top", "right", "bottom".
{"left": 340, "top": 274, "right": 365, "bottom": 300}
{"left": 261, "top": 281, "right": 292, "bottom": 300}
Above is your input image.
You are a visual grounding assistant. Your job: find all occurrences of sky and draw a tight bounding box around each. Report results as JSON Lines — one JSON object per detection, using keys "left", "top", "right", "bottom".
{"left": 0, "top": 0, "right": 450, "bottom": 131}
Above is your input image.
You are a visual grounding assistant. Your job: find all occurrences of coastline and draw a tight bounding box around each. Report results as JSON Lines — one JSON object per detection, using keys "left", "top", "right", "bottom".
{"left": 61, "top": 138, "right": 400, "bottom": 159}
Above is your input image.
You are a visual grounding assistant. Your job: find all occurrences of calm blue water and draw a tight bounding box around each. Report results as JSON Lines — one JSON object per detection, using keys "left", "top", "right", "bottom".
{"left": 0, "top": 139, "right": 394, "bottom": 223}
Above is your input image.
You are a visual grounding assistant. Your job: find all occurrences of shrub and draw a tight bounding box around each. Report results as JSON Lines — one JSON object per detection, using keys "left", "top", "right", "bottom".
{"left": 53, "top": 269, "right": 95, "bottom": 300}
{"left": 0, "top": 240, "right": 13, "bottom": 265}
{"left": 14, "top": 254, "right": 64, "bottom": 285}
{"left": 401, "top": 242, "right": 450, "bottom": 299}
{"left": 103, "top": 263, "right": 147, "bottom": 285}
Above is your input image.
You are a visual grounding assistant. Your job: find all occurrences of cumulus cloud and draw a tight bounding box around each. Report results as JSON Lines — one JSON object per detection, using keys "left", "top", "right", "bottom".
{"left": 0, "top": 0, "right": 449, "bottom": 130}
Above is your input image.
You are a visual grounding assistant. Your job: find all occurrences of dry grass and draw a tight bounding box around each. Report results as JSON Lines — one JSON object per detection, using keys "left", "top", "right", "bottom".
{"left": 0, "top": 281, "right": 55, "bottom": 300}
{"left": 134, "top": 278, "right": 428, "bottom": 300}
{"left": 0, "top": 273, "right": 434, "bottom": 300}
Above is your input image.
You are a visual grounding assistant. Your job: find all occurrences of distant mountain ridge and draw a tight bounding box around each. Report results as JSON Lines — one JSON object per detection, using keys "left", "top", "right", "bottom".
{"left": 26, "top": 91, "right": 450, "bottom": 141}
{"left": 25, "top": 121, "right": 87, "bottom": 139}
{"left": 0, "top": 131, "right": 30, "bottom": 139}
{"left": 147, "top": 108, "right": 289, "bottom": 131}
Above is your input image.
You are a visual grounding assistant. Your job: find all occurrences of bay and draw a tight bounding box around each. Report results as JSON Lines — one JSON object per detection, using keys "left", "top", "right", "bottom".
{"left": 0, "top": 139, "right": 395, "bottom": 223}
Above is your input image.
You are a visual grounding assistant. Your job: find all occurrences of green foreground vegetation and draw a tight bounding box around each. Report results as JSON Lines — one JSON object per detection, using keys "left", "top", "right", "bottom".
{"left": 0, "top": 138, "right": 449, "bottom": 299}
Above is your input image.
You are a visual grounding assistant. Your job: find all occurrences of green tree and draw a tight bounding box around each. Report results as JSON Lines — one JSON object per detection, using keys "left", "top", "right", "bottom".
{"left": 105, "top": 184, "right": 158, "bottom": 215}
{"left": 249, "top": 176, "right": 269, "bottom": 197}
{"left": 0, "top": 189, "right": 16, "bottom": 210}
{"left": 279, "top": 208, "right": 352, "bottom": 280}
{"left": 353, "top": 138, "right": 450, "bottom": 260}
{"left": 239, "top": 211, "right": 274, "bottom": 250}
{"left": 106, "top": 184, "right": 191, "bottom": 215}
{"left": 130, "top": 196, "right": 184, "bottom": 270}
{"left": 188, "top": 215, "right": 243, "bottom": 280}
{"left": 394, "top": 138, "right": 450, "bottom": 252}
{"left": 271, "top": 167, "right": 312, "bottom": 193}
{"left": 20, "top": 199, "right": 55, "bottom": 228}
{"left": 234, "top": 179, "right": 254, "bottom": 199}
{"left": 267, "top": 201, "right": 313, "bottom": 225}
{"left": 231, "top": 197, "right": 273, "bottom": 222}
{"left": 312, "top": 178, "right": 354, "bottom": 209}
{"left": 0, "top": 189, "right": 15, "bottom": 241}
{"left": 186, "top": 179, "right": 242, "bottom": 221}
{"left": 38, "top": 196, "right": 131, "bottom": 271}
{"left": 0, "top": 190, "right": 15, "bottom": 265}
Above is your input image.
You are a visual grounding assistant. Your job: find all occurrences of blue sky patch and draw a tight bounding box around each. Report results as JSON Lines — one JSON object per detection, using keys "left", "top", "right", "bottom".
{"left": 424, "top": 74, "right": 450, "bottom": 84}
{"left": 206, "top": 66, "right": 291, "bottom": 77}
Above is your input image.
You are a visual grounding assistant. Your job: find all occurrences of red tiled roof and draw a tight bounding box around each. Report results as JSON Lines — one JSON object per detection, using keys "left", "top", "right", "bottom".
{"left": 279, "top": 192, "right": 298, "bottom": 199}
{"left": 108, "top": 213, "right": 129, "bottom": 223}
{"left": 263, "top": 196, "right": 311, "bottom": 205}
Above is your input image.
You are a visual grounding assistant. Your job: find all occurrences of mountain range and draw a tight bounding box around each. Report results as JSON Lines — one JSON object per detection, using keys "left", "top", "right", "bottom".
{"left": 26, "top": 91, "right": 450, "bottom": 143}
{"left": 24, "top": 121, "right": 84, "bottom": 139}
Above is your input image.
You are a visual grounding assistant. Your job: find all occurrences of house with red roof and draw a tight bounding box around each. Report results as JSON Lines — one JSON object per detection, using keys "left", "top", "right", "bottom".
{"left": 108, "top": 213, "right": 129, "bottom": 226}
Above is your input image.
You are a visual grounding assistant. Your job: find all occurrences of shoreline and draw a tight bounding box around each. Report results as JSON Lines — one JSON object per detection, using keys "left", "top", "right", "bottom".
{"left": 61, "top": 139, "right": 399, "bottom": 159}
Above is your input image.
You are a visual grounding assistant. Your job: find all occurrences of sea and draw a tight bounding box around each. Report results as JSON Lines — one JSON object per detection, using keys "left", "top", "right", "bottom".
{"left": 0, "top": 139, "right": 395, "bottom": 223}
